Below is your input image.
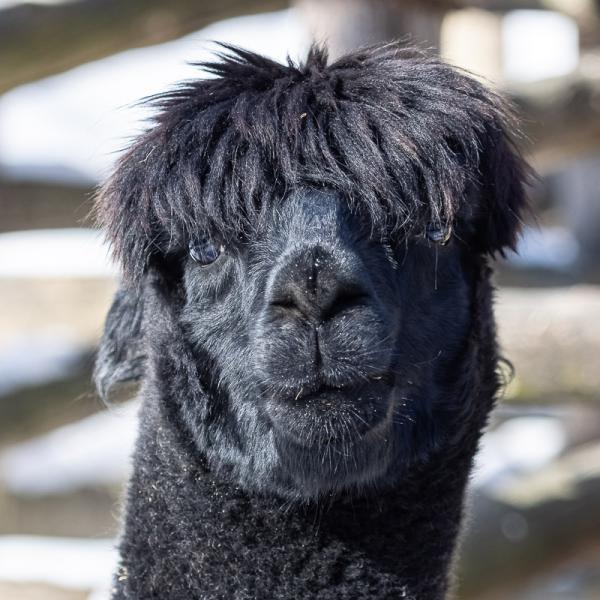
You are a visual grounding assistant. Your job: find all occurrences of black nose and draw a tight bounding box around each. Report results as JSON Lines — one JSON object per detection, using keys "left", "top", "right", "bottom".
{"left": 267, "top": 246, "right": 369, "bottom": 323}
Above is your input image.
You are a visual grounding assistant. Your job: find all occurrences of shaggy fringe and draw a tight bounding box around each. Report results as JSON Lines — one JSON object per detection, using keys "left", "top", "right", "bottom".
{"left": 96, "top": 42, "right": 529, "bottom": 281}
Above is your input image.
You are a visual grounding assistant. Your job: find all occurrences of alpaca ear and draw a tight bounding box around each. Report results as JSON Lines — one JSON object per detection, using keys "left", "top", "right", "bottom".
{"left": 94, "top": 284, "right": 146, "bottom": 401}
{"left": 472, "top": 123, "right": 531, "bottom": 256}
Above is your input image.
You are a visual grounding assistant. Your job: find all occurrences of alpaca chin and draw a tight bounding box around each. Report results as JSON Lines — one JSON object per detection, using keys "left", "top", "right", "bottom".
{"left": 264, "top": 379, "right": 396, "bottom": 443}
{"left": 263, "top": 383, "right": 399, "bottom": 496}
{"left": 274, "top": 427, "right": 398, "bottom": 498}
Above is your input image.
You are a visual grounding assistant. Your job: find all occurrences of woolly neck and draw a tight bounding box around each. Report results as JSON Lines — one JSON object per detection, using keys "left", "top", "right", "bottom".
{"left": 112, "top": 264, "right": 497, "bottom": 599}
{"left": 114, "top": 391, "right": 473, "bottom": 600}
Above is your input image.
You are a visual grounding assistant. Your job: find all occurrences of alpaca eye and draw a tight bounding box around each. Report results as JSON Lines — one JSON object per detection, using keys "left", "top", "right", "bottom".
{"left": 426, "top": 223, "right": 452, "bottom": 245}
{"left": 189, "top": 238, "right": 223, "bottom": 266}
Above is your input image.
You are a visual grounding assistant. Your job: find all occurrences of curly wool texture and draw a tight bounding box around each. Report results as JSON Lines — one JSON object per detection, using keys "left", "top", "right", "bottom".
{"left": 97, "top": 43, "right": 528, "bottom": 281}
{"left": 111, "top": 263, "right": 499, "bottom": 600}
{"left": 95, "top": 42, "right": 531, "bottom": 600}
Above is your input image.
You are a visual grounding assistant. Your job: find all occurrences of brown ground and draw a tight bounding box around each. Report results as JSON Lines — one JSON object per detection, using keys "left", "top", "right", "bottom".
{"left": 0, "top": 582, "right": 88, "bottom": 600}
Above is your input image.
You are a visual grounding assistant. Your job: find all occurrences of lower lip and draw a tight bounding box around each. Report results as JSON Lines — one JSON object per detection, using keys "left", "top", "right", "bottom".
{"left": 295, "top": 382, "right": 393, "bottom": 405}
{"left": 294, "top": 387, "right": 348, "bottom": 404}
{"left": 267, "top": 385, "right": 395, "bottom": 443}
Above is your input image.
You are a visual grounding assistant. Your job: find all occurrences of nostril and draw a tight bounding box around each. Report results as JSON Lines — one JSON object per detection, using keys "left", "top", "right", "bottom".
{"left": 270, "top": 297, "right": 296, "bottom": 311}
{"left": 321, "top": 286, "right": 369, "bottom": 321}
{"left": 269, "top": 292, "right": 305, "bottom": 318}
{"left": 269, "top": 280, "right": 370, "bottom": 322}
{"left": 267, "top": 249, "right": 371, "bottom": 323}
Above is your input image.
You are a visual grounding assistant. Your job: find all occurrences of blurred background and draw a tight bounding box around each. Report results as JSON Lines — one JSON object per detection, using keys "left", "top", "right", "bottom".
{"left": 1, "top": 1, "right": 599, "bottom": 599}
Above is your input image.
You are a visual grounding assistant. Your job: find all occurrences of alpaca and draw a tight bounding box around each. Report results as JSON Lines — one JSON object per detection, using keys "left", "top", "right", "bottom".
{"left": 95, "top": 43, "right": 529, "bottom": 599}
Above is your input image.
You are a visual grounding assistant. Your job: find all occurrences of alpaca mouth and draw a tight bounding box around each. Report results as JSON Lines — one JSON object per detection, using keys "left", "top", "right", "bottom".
{"left": 265, "top": 375, "right": 396, "bottom": 447}
{"left": 279, "top": 372, "right": 395, "bottom": 403}
{"left": 294, "top": 372, "right": 395, "bottom": 402}
{"left": 265, "top": 377, "right": 399, "bottom": 493}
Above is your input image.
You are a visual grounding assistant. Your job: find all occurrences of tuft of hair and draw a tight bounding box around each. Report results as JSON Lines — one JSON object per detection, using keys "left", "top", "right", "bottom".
{"left": 96, "top": 42, "right": 530, "bottom": 281}
{"left": 94, "top": 286, "right": 146, "bottom": 401}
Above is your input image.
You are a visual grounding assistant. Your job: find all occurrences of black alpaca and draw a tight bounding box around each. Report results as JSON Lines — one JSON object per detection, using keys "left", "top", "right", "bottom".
{"left": 95, "top": 44, "right": 529, "bottom": 599}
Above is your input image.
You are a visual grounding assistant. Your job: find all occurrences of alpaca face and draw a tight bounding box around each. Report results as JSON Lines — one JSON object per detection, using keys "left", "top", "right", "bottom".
{"left": 178, "top": 187, "right": 473, "bottom": 497}
{"left": 96, "top": 45, "right": 529, "bottom": 500}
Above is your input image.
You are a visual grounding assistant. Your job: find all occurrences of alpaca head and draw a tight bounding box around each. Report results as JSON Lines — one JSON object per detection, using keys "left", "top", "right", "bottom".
{"left": 95, "top": 44, "right": 529, "bottom": 500}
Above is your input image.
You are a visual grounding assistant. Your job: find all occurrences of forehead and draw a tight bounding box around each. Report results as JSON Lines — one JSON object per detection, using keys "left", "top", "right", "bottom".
{"left": 138, "top": 52, "right": 486, "bottom": 246}
{"left": 200, "top": 187, "right": 429, "bottom": 250}
{"left": 246, "top": 188, "right": 382, "bottom": 232}
{"left": 99, "top": 45, "right": 504, "bottom": 280}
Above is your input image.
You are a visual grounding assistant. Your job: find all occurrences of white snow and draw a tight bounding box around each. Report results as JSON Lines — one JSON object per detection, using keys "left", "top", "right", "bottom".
{"left": 0, "top": 400, "right": 138, "bottom": 495}
{"left": 0, "top": 9, "right": 310, "bottom": 184}
{"left": 507, "top": 225, "right": 580, "bottom": 271}
{"left": 0, "top": 7, "right": 585, "bottom": 183}
{"left": 0, "top": 535, "right": 116, "bottom": 592}
{"left": 0, "top": 331, "right": 86, "bottom": 395}
{"left": 0, "top": 0, "right": 73, "bottom": 8}
{"left": 503, "top": 10, "right": 579, "bottom": 84}
{"left": 0, "top": 228, "right": 116, "bottom": 278}
{"left": 474, "top": 415, "right": 567, "bottom": 489}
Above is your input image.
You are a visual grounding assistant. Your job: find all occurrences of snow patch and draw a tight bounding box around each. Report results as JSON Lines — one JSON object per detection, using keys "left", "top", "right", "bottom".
{"left": 0, "top": 9, "right": 310, "bottom": 184}
{"left": 0, "top": 228, "right": 116, "bottom": 278}
{"left": 0, "top": 331, "right": 85, "bottom": 396}
{"left": 503, "top": 10, "right": 579, "bottom": 83}
{"left": 0, "top": 0, "right": 73, "bottom": 8}
{"left": 508, "top": 226, "right": 580, "bottom": 271}
{"left": 0, "top": 401, "right": 138, "bottom": 495}
{"left": 474, "top": 416, "right": 567, "bottom": 489}
{"left": 0, "top": 535, "right": 116, "bottom": 591}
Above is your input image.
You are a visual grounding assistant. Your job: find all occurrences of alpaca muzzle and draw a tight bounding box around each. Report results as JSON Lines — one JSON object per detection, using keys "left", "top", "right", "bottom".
{"left": 256, "top": 188, "right": 396, "bottom": 389}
